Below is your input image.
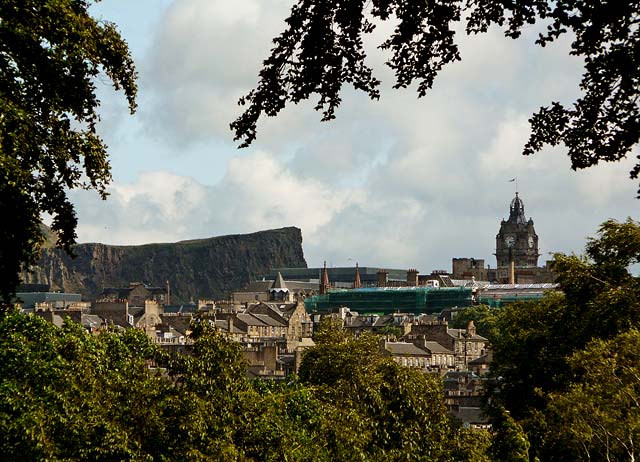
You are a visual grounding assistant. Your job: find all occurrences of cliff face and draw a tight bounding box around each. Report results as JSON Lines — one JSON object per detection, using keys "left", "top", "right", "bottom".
{"left": 23, "top": 227, "right": 307, "bottom": 302}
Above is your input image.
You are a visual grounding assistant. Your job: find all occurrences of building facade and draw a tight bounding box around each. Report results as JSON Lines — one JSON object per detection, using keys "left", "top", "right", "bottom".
{"left": 452, "top": 192, "right": 555, "bottom": 284}
{"left": 495, "top": 192, "right": 539, "bottom": 268}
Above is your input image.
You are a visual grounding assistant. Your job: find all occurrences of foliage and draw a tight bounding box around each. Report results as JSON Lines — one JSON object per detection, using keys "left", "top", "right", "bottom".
{"left": 488, "top": 407, "right": 530, "bottom": 462}
{"left": 0, "top": 0, "right": 137, "bottom": 306}
{"left": 299, "top": 317, "right": 487, "bottom": 461}
{"left": 0, "top": 312, "right": 493, "bottom": 461}
{"left": 449, "top": 304, "right": 500, "bottom": 341}
{"left": 546, "top": 329, "right": 640, "bottom": 461}
{"left": 0, "top": 313, "right": 164, "bottom": 461}
{"left": 377, "top": 325, "right": 403, "bottom": 339}
{"left": 160, "top": 319, "right": 248, "bottom": 461}
{"left": 449, "top": 426, "right": 492, "bottom": 462}
{"left": 488, "top": 218, "right": 640, "bottom": 460}
{"left": 4, "top": 219, "right": 638, "bottom": 461}
{"left": 231, "top": 0, "right": 640, "bottom": 196}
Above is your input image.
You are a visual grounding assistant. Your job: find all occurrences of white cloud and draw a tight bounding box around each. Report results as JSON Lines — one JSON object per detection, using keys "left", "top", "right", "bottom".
{"left": 73, "top": 151, "right": 364, "bottom": 246}
{"left": 69, "top": 1, "right": 639, "bottom": 274}
{"left": 143, "top": 0, "right": 304, "bottom": 144}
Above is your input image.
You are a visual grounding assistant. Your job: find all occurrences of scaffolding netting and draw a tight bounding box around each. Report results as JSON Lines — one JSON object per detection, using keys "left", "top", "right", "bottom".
{"left": 304, "top": 287, "right": 472, "bottom": 314}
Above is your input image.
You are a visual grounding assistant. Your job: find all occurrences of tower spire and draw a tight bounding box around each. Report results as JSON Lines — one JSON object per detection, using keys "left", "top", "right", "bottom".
{"left": 353, "top": 262, "right": 362, "bottom": 289}
{"left": 509, "top": 191, "right": 526, "bottom": 224}
{"left": 320, "top": 261, "right": 330, "bottom": 295}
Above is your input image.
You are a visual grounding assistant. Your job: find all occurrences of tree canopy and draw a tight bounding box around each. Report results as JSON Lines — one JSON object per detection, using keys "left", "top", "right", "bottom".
{"left": 0, "top": 0, "right": 137, "bottom": 305}
{"left": 0, "top": 313, "right": 491, "bottom": 462}
{"left": 488, "top": 218, "right": 640, "bottom": 460}
{"left": 231, "top": 0, "right": 640, "bottom": 196}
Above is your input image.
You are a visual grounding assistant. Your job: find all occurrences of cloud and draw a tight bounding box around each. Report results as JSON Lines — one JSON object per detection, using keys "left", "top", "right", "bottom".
{"left": 143, "top": 0, "right": 313, "bottom": 145}
{"left": 69, "top": 1, "right": 638, "bottom": 275}
{"left": 72, "top": 151, "right": 363, "bottom": 245}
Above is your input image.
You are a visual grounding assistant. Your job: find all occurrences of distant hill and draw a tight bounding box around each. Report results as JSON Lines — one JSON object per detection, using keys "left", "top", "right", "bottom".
{"left": 22, "top": 227, "right": 307, "bottom": 302}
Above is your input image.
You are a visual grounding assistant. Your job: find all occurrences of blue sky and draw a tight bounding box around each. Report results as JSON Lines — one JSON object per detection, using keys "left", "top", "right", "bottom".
{"left": 73, "top": 0, "right": 639, "bottom": 272}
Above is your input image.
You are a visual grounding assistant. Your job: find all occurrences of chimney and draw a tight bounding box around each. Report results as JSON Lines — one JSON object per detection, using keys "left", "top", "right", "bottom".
{"left": 165, "top": 280, "right": 171, "bottom": 305}
{"left": 407, "top": 268, "right": 419, "bottom": 287}
{"left": 377, "top": 269, "right": 388, "bottom": 287}
{"left": 228, "top": 316, "right": 234, "bottom": 335}
{"left": 466, "top": 320, "right": 476, "bottom": 336}
{"left": 509, "top": 261, "right": 515, "bottom": 284}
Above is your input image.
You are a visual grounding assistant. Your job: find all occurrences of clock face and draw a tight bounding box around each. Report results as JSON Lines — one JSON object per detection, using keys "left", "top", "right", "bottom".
{"left": 504, "top": 236, "right": 515, "bottom": 248}
{"left": 528, "top": 236, "right": 535, "bottom": 248}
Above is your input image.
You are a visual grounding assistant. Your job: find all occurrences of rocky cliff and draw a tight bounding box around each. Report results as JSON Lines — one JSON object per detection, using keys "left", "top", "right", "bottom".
{"left": 22, "top": 227, "right": 307, "bottom": 302}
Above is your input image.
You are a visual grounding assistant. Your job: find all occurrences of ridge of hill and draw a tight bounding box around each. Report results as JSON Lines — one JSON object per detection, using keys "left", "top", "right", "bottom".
{"left": 22, "top": 227, "right": 307, "bottom": 302}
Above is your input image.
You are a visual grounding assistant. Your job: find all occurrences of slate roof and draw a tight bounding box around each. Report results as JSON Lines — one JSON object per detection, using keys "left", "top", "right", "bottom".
{"left": 248, "top": 302, "right": 304, "bottom": 323}
{"left": 214, "top": 319, "right": 244, "bottom": 334}
{"left": 81, "top": 314, "right": 103, "bottom": 329}
{"left": 162, "top": 316, "right": 192, "bottom": 335}
{"left": 468, "top": 352, "right": 492, "bottom": 365}
{"left": 421, "top": 341, "right": 454, "bottom": 355}
{"left": 252, "top": 314, "right": 286, "bottom": 327}
{"left": 237, "top": 313, "right": 268, "bottom": 326}
{"left": 155, "top": 324, "right": 186, "bottom": 337}
{"left": 385, "top": 342, "right": 430, "bottom": 356}
{"left": 239, "top": 280, "right": 318, "bottom": 292}
{"left": 445, "top": 371, "right": 480, "bottom": 380}
{"left": 128, "top": 306, "right": 144, "bottom": 318}
{"left": 163, "top": 303, "right": 198, "bottom": 314}
{"left": 447, "top": 328, "right": 488, "bottom": 342}
{"left": 270, "top": 272, "right": 288, "bottom": 291}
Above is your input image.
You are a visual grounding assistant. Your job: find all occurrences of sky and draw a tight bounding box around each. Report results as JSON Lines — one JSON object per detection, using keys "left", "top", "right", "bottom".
{"left": 72, "top": 0, "right": 639, "bottom": 273}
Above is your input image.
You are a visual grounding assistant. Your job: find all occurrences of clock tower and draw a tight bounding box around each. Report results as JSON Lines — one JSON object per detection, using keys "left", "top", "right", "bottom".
{"left": 495, "top": 192, "right": 539, "bottom": 268}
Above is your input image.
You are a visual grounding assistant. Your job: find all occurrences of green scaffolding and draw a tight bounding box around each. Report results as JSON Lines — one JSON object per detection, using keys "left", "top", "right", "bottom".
{"left": 478, "top": 292, "right": 546, "bottom": 308}
{"left": 304, "top": 286, "right": 473, "bottom": 314}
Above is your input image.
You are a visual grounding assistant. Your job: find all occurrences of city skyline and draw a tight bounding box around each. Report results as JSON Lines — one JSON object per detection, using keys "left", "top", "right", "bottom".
{"left": 68, "top": 0, "right": 638, "bottom": 271}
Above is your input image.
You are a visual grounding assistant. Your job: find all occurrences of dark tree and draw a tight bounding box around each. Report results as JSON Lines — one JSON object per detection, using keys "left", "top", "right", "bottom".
{"left": 488, "top": 218, "right": 640, "bottom": 460}
{"left": 231, "top": 0, "right": 640, "bottom": 195}
{"left": 0, "top": 0, "right": 137, "bottom": 305}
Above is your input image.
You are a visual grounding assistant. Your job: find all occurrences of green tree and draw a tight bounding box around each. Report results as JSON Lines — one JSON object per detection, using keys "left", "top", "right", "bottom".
{"left": 299, "top": 318, "right": 487, "bottom": 461}
{"left": 489, "top": 407, "right": 530, "bottom": 462}
{"left": 449, "top": 304, "right": 500, "bottom": 341}
{"left": 0, "top": 0, "right": 137, "bottom": 305}
{"left": 546, "top": 329, "right": 640, "bottom": 462}
{"left": 547, "top": 329, "right": 640, "bottom": 460}
{"left": 161, "top": 319, "right": 248, "bottom": 461}
{"left": 488, "top": 218, "right": 640, "bottom": 460}
{"left": 0, "top": 312, "right": 496, "bottom": 461}
{"left": 231, "top": 0, "right": 640, "bottom": 196}
{"left": 0, "top": 312, "right": 165, "bottom": 461}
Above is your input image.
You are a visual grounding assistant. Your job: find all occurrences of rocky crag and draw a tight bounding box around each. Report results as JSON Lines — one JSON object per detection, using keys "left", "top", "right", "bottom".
{"left": 22, "top": 227, "right": 307, "bottom": 302}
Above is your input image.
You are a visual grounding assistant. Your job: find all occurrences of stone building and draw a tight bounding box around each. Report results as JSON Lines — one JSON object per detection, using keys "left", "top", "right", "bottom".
{"left": 404, "top": 319, "right": 488, "bottom": 369}
{"left": 102, "top": 282, "right": 168, "bottom": 307}
{"left": 246, "top": 301, "right": 313, "bottom": 345}
{"left": 495, "top": 192, "right": 539, "bottom": 268}
{"left": 232, "top": 272, "right": 318, "bottom": 303}
{"left": 91, "top": 298, "right": 162, "bottom": 331}
{"left": 452, "top": 192, "right": 555, "bottom": 284}
{"left": 383, "top": 340, "right": 455, "bottom": 370}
